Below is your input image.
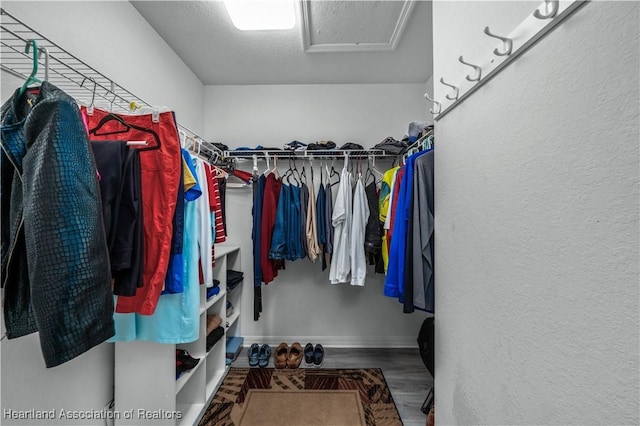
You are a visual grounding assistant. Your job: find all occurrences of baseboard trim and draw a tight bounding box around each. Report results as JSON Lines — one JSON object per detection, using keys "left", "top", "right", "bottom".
{"left": 241, "top": 335, "right": 417, "bottom": 348}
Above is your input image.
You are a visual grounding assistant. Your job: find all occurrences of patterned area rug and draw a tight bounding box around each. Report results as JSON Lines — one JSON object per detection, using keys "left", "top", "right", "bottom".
{"left": 198, "top": 368, "right": 403, "bottom": 426}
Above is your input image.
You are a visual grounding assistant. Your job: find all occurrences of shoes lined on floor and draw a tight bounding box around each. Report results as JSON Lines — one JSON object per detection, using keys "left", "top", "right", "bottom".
{"left": 248, "top": 344, "right": 272, "bottom": 368}
{"left": 312, "top": 344, "right": 324, "bottom": 367}
{"left": 304, "top": 343, "right": 324, "bottom": 367}
{"left": 274, "top": 343, "right": 289, "bottom": 369}
{"left": 263, "top": 342, "right": 324, "bottom": 369}
{"left": 248, "top": 343, "right": 260, "bottom": 367}
{"left": 287, "top": 343, "right": 303, "bottom": 369}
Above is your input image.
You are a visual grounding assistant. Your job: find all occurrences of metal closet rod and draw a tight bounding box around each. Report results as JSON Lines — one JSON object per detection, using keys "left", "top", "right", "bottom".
{"left": 0, "top": 7, "right": 223, "bottom": 155}
{"left": 223, "top": 149, "right": 396, "bottom": 159}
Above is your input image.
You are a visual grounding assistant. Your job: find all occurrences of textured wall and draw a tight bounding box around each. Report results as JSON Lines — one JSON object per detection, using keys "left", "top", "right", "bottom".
{"left": 433, "top": 1, "right": 639, "bottom": 425}
{"left": 204, "top": 83, "right": 430, "bottom": 347}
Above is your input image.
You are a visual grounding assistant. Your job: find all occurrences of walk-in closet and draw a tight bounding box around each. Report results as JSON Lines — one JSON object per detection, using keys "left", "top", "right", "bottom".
{"left": 1, "top": 1, "right": 638, "bottom": 426}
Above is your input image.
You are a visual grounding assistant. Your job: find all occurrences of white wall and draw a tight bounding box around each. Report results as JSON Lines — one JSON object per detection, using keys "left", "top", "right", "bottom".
{"left": 205, "top": 83, "right": 430, "bottom": 347}
{"left": 1, "top": 1, "right": 204, "bottom": 133}
{"left": 433, "top": 1, "right": 639, "bottom": 425}
{"left": 1, "top": 2, "right": 204, "bottom": 424}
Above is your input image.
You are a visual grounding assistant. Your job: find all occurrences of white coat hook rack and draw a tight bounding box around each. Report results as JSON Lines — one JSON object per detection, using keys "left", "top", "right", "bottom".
{"left": 534, "top": 0, "right": 559, "bottom": 19}
{"left": 434, "top": 0, "right": 587, "bottom": 121}
{"left": 458, "top": 55, "right": 482, "bottom": 82}
{"left": 439, "top": 78, "right": 459, "bottom": 101}
{"left": 483, "top": 26, "right": 513, "bottom": 56}
{"left": 424, "top": 92, "right": 441, "bottom": 115}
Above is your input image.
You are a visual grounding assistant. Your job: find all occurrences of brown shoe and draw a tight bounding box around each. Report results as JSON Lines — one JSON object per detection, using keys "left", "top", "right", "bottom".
{"left": 287, "top": 342, "right": 303, "bottom": 369}
{"left": 274, "top": 343, "right": 289, "bottom": 369}
{"left": 206, "top": 314, "right": 222, "bottom": 335}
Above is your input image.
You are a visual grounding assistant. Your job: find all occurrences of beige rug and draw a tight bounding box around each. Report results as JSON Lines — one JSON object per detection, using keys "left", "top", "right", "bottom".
{"left": 238, "top": 389, "right": 365, "bottom": 426}
{"left": 199, "top": 368, "right": 403, "bottom": 426}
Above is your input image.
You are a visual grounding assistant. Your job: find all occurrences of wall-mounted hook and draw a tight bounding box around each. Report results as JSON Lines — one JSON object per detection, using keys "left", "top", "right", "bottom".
{"left": 439, "top": 78, "right": 459, "bottom": 101}
{"left": 458, "top": 55, "right": 482, "bottom": 82}
{"left": 483, "top": 26, "right": 513, "bottom": 56}
{"left": 424, "top": 92, "right": 442, "bottom": 114}
{"left": 533, "top": 0, "right": 558, "bottom": 19}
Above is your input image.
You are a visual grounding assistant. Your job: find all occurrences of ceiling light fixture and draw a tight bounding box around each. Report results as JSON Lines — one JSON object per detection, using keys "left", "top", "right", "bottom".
{"left": 224, "top": 0, "right": 296, "bottom": 31}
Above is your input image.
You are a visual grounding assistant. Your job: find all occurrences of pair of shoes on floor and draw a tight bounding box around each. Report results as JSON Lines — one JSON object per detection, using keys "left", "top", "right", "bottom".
{"left": 248, "top": 343, "right": 271, "bottom": 368}
{"left": 274, "top": 342, "right": 304, "bottom": 369}
{"left": 176, "top": 349, "right": 200, "bottom": 379}
{"left": 304, "top": 343, "right": 324, "bottom": 367}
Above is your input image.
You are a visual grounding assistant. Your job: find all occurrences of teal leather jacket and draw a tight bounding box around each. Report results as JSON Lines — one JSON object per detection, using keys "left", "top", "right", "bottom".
{"left": 1, "top": 81, "right": 114, "bottom": 367}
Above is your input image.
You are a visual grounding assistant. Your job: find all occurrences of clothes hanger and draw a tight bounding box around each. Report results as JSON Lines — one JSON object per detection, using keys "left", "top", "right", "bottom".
{"left": 212, "top": 164, "right": 228, "bottom": 179}
{"left": 80, "top": 77, "right": 98, "bottom": 115}
{"left": 252, "top": 154, "right": 259, "bottom": 178}
{"left": 89, "top": 112, "right": 161, "bottom": 151}
{"left": 300, "top": 161, "right": 308, "bottom": 186}
{"left": 291, "top": 157, "right": 302, "bottom": 186}
{"left": 368, "top": 156, "right": 384, "bottom": 180}
{"left": 283, "top": 157, "right": 294, "bottom": 185}
{"left": 18, "top": 40, "right": 42, "bottom": 99}
{"left": 270, "top": 155, "right": 280, "bottom": 179}
{"left": 329, "top": 158, "right": 340, "bottom": 187}
{"left": 262, "top": 153, "right": 271, "bottom": 176}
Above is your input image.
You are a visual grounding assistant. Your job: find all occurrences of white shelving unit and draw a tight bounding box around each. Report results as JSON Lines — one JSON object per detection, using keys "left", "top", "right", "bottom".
{"left": 114, "top": 244, "right": 242, "bottom": 425}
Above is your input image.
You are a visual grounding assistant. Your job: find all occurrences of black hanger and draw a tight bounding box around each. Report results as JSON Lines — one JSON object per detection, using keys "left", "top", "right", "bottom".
{"left": 330, "top": 159, "right": 340, "bottom": 187}
{"left": 89, "top": 113, "right": 161, "bottom": 151}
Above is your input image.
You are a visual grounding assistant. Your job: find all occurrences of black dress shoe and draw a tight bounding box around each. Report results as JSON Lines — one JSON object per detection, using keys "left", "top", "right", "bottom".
{"left": 313, "top": 344, "right": 324, "bottom": 367}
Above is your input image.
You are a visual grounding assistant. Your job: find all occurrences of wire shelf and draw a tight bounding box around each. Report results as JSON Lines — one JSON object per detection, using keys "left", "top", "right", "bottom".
{"left": 223, "top": 148, "right": 395, "bottom": 160}
{"left": 0, "top": 7, "right": 222, "bottom": 157}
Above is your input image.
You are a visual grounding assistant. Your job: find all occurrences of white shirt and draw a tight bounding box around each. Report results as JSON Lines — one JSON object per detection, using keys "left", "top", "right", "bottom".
{"left": 329, "top": 165, "right": 352, "bottom": 284}
{"left": 350, "top": 175, "right": 370, "bottom": 286}
{"left": 194, "top": 159, "right": 213, "bottom": 287}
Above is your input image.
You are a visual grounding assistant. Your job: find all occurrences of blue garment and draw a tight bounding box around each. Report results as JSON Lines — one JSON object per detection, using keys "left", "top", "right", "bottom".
{"left": 182, "top": 148, "right": 202, "bottom": 201}
{"left": 269, "top": 183, "right": 288, "bottom": 260}
{"left": 325, "top": 183, "right": 334, "bottom": 255}
{"left": 288, "top": 184, "right": 303, "bottom": 261}
{"left": 316, "top": 183, "right": 327, "bottom": 270}
{"left": 110, "top": 150, "right": 202, "bottom": 343}
{"left": 384, "top": 150, "right": 427, "bottom": 299}
{"left": 163, "top": 155, "right": 185, "bottom": 294}
{"left": 252, "top": 175, "right": 266, "bottom": 287}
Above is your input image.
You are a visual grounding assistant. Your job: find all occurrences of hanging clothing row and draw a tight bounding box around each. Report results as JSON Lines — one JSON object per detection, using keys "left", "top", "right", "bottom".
{"left": 383, "top": 132, "right": 435, "bottom": 314}
{"left": 250, "top": 152, "right": 397, "bottom": 320}
{"left": 248, "top": 127, "right": 434, "bottom": 321}
{"left": 1, "top": 72, "right": 229, "bottom": 365}
{"left": 81, "top": 105, "right": 229, "bottom": 343}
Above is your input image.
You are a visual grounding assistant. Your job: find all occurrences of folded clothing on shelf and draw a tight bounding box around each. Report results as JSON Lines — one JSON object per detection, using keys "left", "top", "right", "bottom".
{"left": 339, "top": 142, "right": 364, "bottom": 150}
{"left": 206, "top": 314, "right": 222, "bottom": 335}
{"left": 176, "top": 349, "right": 200, "bottom": 379}
{"left": 374, "top": 137, "right": 408, "bottom": 154}
{"left": 226, "top": 301, "right": 234, "bottom": 317}
{"left": 283, "top": 140, "right": 307, "bottom": 151}
{"left": 206, "top": 285, "right": 220, "bottom": 300}
{"left": 227, "top": 270, "right": 244, "bottom": 290}
{"left": 226, "top": 336, "right": 244, "bottom": 362}
{"left": 206, "top": 326, "right": 225, "bottom": 352}
{"left": 307, "top": 140, "right": 336, "bottom": 150}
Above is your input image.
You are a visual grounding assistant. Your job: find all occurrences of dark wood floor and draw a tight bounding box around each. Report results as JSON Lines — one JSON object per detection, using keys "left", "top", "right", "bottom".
{"left": 230, "top": 347, "right": 432, "bottom": 426}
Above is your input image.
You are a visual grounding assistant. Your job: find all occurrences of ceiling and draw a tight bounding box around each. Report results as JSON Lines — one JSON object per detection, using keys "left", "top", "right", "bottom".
{"left": 131, "top": 0, "right": 433, "bottom": 85}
